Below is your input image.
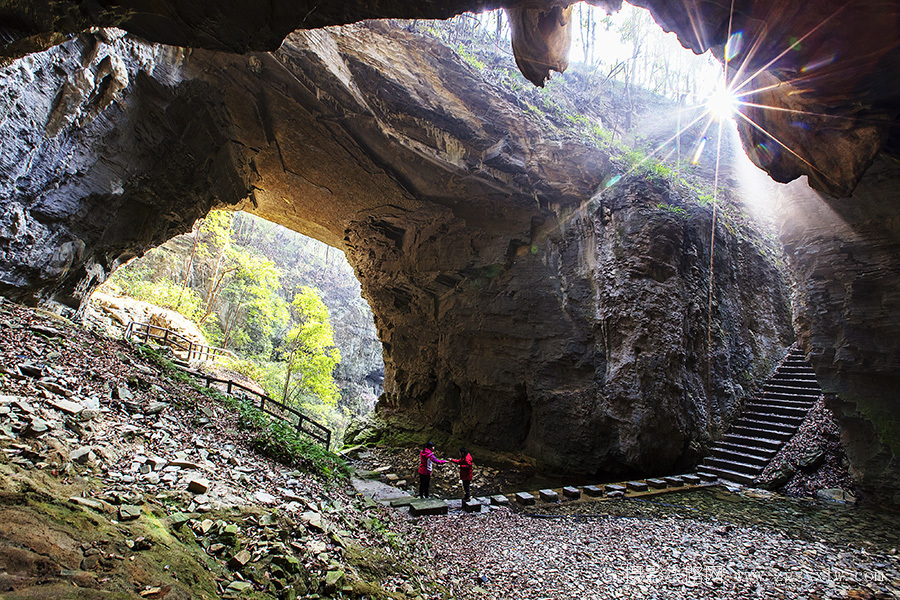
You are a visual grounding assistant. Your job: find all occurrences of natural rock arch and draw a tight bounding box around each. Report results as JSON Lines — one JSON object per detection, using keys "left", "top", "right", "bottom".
{"left": 0, "top": 0, "right": 898, "bottom": 504}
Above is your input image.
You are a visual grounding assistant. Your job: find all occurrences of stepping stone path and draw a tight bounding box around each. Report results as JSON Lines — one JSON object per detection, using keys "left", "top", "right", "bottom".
{"left": 562, "top": 486, "right": 581, "bottom": 499}
{"left": 514, "top": 492, "right": 535, "bottom": 506}
{"left": 490, "top": 495, "right": 509, "bottom": 506}
{"left": 626, "top": 481, "right": 649, "bottom": 492}
{"left": 605, "top": 484, "right": 626, "bottom": 494}
{"left": 462, "top": 498, "right": 483, "bottom": 513}
{"left": 646, "top": 478, "right": 667, "bottom": 489}
{"left": 699, "top": 346, "right": 822, "bottom": 484}
{"left": 538, "top": 489, "right": 559, "bottom": 502}
{"left": 583, "top": 485, "right": 603, "bottom": 497}
{"left": 663, "top": 476, "right": 684, "bottom": 486}
{"left": 409, "top": 499, "right": 448, "bottom": 516}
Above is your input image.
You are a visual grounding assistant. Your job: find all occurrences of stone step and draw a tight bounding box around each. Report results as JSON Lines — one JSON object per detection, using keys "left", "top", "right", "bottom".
{"left": 646, "top": 478, "right": 668, "bottom": 489}
{"left": 697, "top": 472, "right": 718, "bottom": 483}
{"left": 763, "top": 382, "right": 821, "bottom": 396}
{"left": 756, "top": 393, "right": 817, "bottom": 407}
{"left": 515, "top": 492, "right": 535, "bottom": 506}
{"left": 582, "top": 485, "right": 604, "bottom": 497}
{"left": 408, "top": 498, "right": 448, "bottom": 516}
{"left": 730, "top": 425, "right": 793, "bottom": 441}
{"left": 701, "top": 465, "right": 756, "bottom": 485}
{"left": 626, "top": 481, "right": 649, "bottom": 492}
{"left": 709, "top": 446, "right": 770, "bottom": 466}
{"left": 663, "top": 476, "right": 685, "bottom": 487}
{"left": 681, "top": 474, "right": 702, "bottom": 485}
{"left": 539, "top": 489, "right": 559, "bottom": 502}
{"left": 742, "top": 409, "right": 806, "bottom": 423}
{"left": 722, "top": 433, "right": 783, "bottom": 451}
{"left": 562, "top": 486, "right": 581, "bottom": 499}
{"left": 744, "top": 402, "right": 809, "bottom": 418}
{"left": 713, "top": 441, "right": 778, "bottom": 459}
{"left": 701, "top": 456, "right": 763, "bottom": 477}
{"left": 767, "top": 373, "right": 819, "bottom": 390}
{"left": 490, "top": 494, "right": 510, "bottom": 506}
{"left": 737, "top": 415, "right": 802, "bottom": 432}
{"left": 780, "top": 364, "right": 812, "bottom": 373}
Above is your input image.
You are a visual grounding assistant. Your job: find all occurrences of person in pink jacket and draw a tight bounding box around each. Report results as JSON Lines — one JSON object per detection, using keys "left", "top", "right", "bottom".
{"left": 449, "top": 446, "right": 474, "bottom": 502}
{"left": 417, "top": 442, "right": 446, "bottom": 498}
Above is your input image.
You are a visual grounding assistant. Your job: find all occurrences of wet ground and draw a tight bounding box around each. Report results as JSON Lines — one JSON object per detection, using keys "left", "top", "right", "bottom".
{"left": 524, "top": 486, "right": 900, "bottom": 554}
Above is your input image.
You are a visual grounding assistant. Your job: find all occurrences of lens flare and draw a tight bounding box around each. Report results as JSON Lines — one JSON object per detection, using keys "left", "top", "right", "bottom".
{"left": 706, "top": 87, "right": 738, "bottom": 121}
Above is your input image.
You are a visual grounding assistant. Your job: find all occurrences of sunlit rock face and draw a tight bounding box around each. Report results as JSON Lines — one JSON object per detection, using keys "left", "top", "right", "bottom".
{"left": 1, "top": 0, "right": 899, "bottom": 501}
{"left": 0, "top": 24, "right": 792, "bottom": 478}
{"left": 1, "top": 0, "right": 896, "bottom": 198}
{"left": 776, "top": 159, "right": 900, "bottom": 507}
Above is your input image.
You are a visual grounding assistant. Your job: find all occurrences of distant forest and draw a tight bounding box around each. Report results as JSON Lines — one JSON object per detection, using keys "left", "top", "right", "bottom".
{"left": 101, "top": 210, "right": 384, "bottom": 440}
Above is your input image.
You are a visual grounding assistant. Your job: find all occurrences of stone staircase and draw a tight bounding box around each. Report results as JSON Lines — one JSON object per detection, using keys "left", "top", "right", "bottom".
{"left": 698, "top": 346, "right": 821, "bottom": 485}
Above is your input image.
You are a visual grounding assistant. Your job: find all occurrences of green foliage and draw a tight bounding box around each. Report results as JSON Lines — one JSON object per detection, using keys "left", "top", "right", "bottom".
{"left": 655, "top": 202, "right": 688, "bottom": 216}
{"left": 105, "top": 252, "right": 205, "bottom": 322}
{"left": 207, "top": 387, "right": 348, "bottom": 479}
{"left": 221, "top": 249, "right": 289, "bottom": 356}
{"left": 281, "top": 287, "right": 341, "bottom": 408}
{"left": 455, "top": 44, "right": 486, "bottom": 71}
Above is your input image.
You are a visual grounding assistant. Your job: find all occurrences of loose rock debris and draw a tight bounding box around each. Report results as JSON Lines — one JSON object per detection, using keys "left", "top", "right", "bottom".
{"left": 0, "top": 297, "right": 898, "bottom": 599}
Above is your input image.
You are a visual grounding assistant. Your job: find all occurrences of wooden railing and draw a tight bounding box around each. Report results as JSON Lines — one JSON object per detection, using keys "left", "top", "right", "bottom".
{"left": 195, "top": 373, "right": 332, "bottom": 449}
{"left": 124, "top": 321, "right": 234, "bottom": 362}
{"left": 125, "top": 320, "right": 332, "bottom": 449}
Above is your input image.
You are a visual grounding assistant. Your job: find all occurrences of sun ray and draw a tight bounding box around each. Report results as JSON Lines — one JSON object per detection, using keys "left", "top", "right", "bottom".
{"left": 731, "top": 1, "right": 853, "bottom": 95}
{"left": 736, "top": 101, "right": 894, "bottom": 126}
{"left": 733, "top": 109, "right": 840, "bottom": 187}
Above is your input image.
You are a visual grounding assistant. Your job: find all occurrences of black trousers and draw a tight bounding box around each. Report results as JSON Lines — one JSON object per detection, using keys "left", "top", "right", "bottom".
{"left": 419, "top": 473, "right": 431, "bottom": 498}
{"left": 462, "top": 479, "right": 471, "bottom": 501}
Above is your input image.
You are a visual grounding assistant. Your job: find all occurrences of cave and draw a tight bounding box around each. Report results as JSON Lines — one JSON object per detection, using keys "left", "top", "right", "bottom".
{"left": 0, "top": 0, "right": 898, "bottom": 507}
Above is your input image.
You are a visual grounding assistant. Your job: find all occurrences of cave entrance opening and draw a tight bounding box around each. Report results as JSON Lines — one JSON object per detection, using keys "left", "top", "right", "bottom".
{"left": 86, "top": 209, "right": 384, "bottom": 444}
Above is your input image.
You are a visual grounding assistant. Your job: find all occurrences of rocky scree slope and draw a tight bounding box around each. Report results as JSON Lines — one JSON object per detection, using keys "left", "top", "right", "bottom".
{"left": 0, "top": 298, "right": 445, "bottom": 599}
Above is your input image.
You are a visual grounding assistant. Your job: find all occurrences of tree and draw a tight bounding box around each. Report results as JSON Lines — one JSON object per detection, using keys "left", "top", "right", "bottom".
{"left": 220, "top": 250, "right": 288, "bottom": 355}
{"left": 281, "top": 287, "right": 341, "bottom": 409}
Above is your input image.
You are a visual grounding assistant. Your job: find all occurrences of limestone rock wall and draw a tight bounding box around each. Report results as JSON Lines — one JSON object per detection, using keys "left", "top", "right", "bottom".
{"left": 0, "top": 32, "right": 253, "bottom": 307}
{"left": 345, "top": 178, "right": 793, "bottom": 477}
{"left": 777, "top": 158, "right": 900, "bottom": 506}
{"left": 0, "top": 24, "right": 794, "bottom": 480}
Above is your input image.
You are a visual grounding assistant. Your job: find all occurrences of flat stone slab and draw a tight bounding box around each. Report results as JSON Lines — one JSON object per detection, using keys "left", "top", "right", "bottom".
{"left": 646, "top": 478, "right": 668, "bottom": 489}
{"left": 408, "top": 499, "right": 448, "bottom": 516}
{"left": 682, "top": 474, "right": 702, "bottom": 485}
{"left": 46, "top": 397, "right": 84, "bottom": 415}
{"left": 605, "top": 484, "right": 626, "bottom": 494}
{"left": 389, "top": 497, "right": 415, "bottom": 508}
{"left": 663, "top": 476, "right": 685, "bottom": 486}
{"left": 462, "top": 499, "right": 483, "bottom": 513}
{"left": 583, "top": 485, "right": 604, "bottom": 497}
{"left": 626, "top": 481, "right": 649, "bottom": 492}
{"left": 538, "top": 489, "right": 559, "bottom": 502}
{"left": 514, "top": 492, "right": 535, "bottom": 506}
{"left": 490, "top": 495, "right": 510, "bottom": 506}
{"left": 697, "top": 472, "right": 718, "bottom": 482}
{"left": 562, "top": 486, "right": 581, "bottom": 499}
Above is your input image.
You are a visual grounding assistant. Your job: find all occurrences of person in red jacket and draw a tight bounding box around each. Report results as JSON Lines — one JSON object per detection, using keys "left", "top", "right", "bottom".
{"left": 417, "top": 442, "right": 446, "bottom": 498}
{"left": 449, "top": 446, "right": 474, "bottom": 502}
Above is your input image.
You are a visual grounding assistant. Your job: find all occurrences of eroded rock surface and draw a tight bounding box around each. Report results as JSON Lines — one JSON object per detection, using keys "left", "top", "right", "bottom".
{"left": 0, "top": 24, "right": 793, "bottom": 479}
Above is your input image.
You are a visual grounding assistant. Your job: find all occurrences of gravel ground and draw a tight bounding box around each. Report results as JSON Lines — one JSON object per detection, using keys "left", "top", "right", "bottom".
{"left": 419, "top": 509, "right": 900, "bottom": 600}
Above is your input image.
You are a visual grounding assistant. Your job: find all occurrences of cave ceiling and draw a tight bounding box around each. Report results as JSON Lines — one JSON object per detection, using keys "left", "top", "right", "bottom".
{"left": 2, "top": 0, "right": 898, "bottom": 198}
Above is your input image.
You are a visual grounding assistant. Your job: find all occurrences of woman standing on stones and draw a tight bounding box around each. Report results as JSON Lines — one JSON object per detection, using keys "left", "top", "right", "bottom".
{"left": 449, "top": 446, "right": 474, "bottom": 502}
{"left": 418, "top": 442, "right": 446, "bottom": 498}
